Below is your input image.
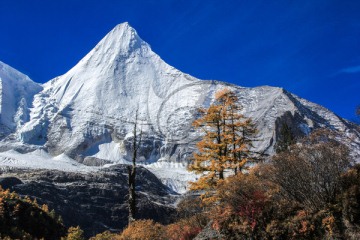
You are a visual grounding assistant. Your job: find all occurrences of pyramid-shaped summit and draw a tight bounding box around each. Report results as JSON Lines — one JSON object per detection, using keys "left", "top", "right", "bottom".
{"left": 0, "top": 22, "right": 357, "bottom": 176}
{"left": 17, "top": 22, "right": 204, "bottom": 158}
{"left": 77, "top": 22, "right": 149, "bottom": 69}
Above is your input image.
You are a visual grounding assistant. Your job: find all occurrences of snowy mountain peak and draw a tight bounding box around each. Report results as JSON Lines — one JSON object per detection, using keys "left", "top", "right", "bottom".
{"left": 111, "top": 22, "right": 138, "bottom": 38}
{"left": 17, "top": 22, "right": 198, "bottom": 152}
{"left": 0, "top": 61, "right": 36, "bottom": 86}
{"left": 75, "top": 22, "right": 149, "bottom": 69}
{"left": 1, "top": 24, "right": 359, "bottom": 194}
{"left": 0, "top": 61, "right": 42, "bottom": 135}
{"left": 100, "top": 22, "right": 146, "bottom": 54}
{"left": 112, "top": 21, "right": 134, "bottom": 34}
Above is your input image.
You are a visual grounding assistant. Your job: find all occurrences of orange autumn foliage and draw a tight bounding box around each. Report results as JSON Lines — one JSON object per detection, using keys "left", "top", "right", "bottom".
{"left": 166, "top": 219, "right": 202, "bottom": 240}
{"left": 119, "top": 219, "right": 167, "bottom": 240}
{"left": 210, "top": 172, "right": 270, "bottom": 235}
{"left": 188, "top": 88, "right": 256, "bottom": 203}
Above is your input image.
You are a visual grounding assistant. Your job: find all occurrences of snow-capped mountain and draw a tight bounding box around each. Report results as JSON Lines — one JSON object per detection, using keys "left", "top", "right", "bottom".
{"left": 0, "top": 61, "right": 42, "bottom": 138}
{"left": 0, "top": 22, "right": 359, "bottom": 192}
{"left": 17, "top": 23, "right": 204, "bottom": 161}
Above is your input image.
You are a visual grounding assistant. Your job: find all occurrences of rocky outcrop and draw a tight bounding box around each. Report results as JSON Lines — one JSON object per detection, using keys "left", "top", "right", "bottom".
{"left": 0, "top": 165, "right": 178, "bottom": 238}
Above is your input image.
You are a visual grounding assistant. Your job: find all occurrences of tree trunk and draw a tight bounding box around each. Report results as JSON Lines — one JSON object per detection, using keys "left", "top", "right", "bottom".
{"left": 128, "top": 110, "right": 140, "bottom": 225}
{"left": 128, "top": 164, "right": 136, "bottom": 224}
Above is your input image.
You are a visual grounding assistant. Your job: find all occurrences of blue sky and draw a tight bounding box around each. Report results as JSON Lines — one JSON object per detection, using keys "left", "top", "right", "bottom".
{"left": 1, "top": 0, "right": 359, "bottom": 121}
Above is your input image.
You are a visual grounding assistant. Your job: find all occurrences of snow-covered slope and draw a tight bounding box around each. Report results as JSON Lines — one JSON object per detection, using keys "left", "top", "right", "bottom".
{"left": 0, "top": 148, "right": 96, "bottom": 172}
{"left": 0, "top": 61, "right": 42, "bottom": 138}
{"left": 17, "top": 22, "right": 205, "bottom": 159}
{"left": 1, "top": 22, "right": 359, "bottom": 192}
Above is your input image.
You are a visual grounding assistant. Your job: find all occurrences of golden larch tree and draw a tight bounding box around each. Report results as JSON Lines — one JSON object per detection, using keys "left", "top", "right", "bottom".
{"left": 188, "top": 88, "right": 257, "bottom": 203}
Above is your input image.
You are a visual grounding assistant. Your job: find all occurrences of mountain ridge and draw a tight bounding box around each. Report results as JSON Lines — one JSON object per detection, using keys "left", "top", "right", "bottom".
{"left": 0, "top": 22, "right": 359, "bottom": 193}
{"left": 0, "top": 61, "right": 42, "bottom": 137}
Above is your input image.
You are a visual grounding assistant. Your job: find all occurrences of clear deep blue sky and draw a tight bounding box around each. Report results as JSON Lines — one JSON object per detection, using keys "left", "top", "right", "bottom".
{"left": 1, "top": 0, "right": 359, "bottom": 121}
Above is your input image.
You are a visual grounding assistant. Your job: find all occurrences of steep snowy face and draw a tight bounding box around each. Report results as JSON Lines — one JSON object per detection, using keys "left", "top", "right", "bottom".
{"left": 14, "top": 22, "right": 360, "bottom": 166}
{"left": 1, "top": 23, "right": 360, "bottom": 194}
{"left": 0, "top": 61, "right": 42, "bottom": 138}
{"left": 18, "top": 22, "right": 207, "bottom": 158}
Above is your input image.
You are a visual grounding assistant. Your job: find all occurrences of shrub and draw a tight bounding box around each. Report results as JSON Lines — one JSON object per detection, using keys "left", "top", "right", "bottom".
{"left": 119, "top": 219, "right": 167, "bottom": 240}
{"left": 89, "top": 230, "right": 120, "bottom": 240}
{"left": 0, "top": 186, "right": 66, "bottom": 239}
{"left": 63, "top": 226, "right": 85, "bottom": 240}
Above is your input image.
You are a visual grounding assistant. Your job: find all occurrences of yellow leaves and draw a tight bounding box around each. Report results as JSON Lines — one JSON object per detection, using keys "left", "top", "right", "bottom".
{"left": 0, "top": 188, "right": 11, "bottom": 199}
{"left": 24, "top": 196, "right": 32, "bottom": 204}
{"left": 63, "top": 226, "right": 85, "bottom": 240}
{"left": 214, "top": 88, "right": 231, "bottom": 100}
{"left": 41, "top": 204, "right": 49, "bottom": 213}
{"left": 0, "top": 187, "right": 19, "bottom": 202}
{"left": 89, "top": 231, "right": 119, "bottom": 240}
{"left": 322, "top": 214, "right": 335, "bottom": 237}
{"left": 201, "top": 193, "right": 220, "bottom": 206}
{"left": 119, "top": 220, "right": 167, "bottom": 240}
{"left": 189, "top": 173, "right": 222, "bottom": 205}
{"left": 0, "top": 197, "right": 4, "bottom": 217}
{"left": 188, "top": 88, "right": 257, "bottom": 205}
{"left": 0, "top": 186, "right": 66, "bottom": 239}
{"left": 189, "top": 171, "right": 217, "bottom": 191}
{"left": 298, "top": 220, "right": 314, "bottom": 235}
{"left": 32, "top": 198, "right": 38, "bottom": 207}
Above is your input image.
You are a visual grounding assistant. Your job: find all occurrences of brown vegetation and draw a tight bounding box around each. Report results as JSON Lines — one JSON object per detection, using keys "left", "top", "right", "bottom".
{"left": 188, "top": 88, "right": 257, "bottom": 204}
{"left": 119, "top": 219, "right": 167, "bottom": 240}
{"left": 0, "top": 186, "right": 66, "bottom": 239}
{"left": 271, "top": 129, "right": 351, "bottom": 211}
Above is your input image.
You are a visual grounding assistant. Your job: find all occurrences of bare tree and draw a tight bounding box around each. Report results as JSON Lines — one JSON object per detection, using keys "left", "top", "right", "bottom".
{"left": 270, "top": 129, "right": 352, "bottom": 211}
{"left": 128, "top": 109, "right": 142, "bottom": 224}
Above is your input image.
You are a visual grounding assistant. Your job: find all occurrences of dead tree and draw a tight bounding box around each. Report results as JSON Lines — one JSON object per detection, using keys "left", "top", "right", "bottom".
{"left": 128, "top": 109, "right": 142, "bottom": 225}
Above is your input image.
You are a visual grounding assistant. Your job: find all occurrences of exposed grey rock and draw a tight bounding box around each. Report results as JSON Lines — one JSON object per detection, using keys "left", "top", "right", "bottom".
{"left": 0, "top": 176, "right": 22, "bottom": 189}
{"left": 0, "top": 165, "right": 178, "bottom": 238}
{"left": 82, "top": 156, "right": 112, "bottom": 166}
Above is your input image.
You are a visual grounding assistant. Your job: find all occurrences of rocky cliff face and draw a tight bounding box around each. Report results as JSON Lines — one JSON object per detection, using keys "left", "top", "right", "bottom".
{"left": 0, "top": 165, "right": 177, "bottom": 237}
